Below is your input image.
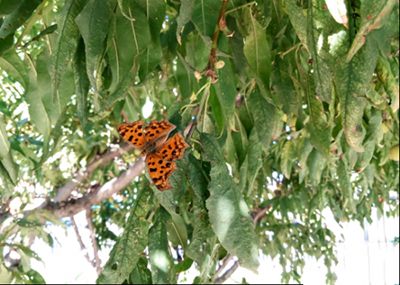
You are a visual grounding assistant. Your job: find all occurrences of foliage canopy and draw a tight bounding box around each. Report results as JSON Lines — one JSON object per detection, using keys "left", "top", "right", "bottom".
{"left": 0, "top": 0, "right": 399, "bottom": 283}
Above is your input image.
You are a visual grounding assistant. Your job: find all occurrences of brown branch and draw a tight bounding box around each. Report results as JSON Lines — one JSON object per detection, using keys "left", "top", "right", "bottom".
{"left": 205, "top": 0, "right": 229, "bottom": 82}
{"left": 215, "top": 254, "right": 233, "bottom": 278}
{"left": 253, "top": 205, "right": 272, "bottom": 226}
{"left": 53, "top": 143, "right": 134, "bottom": 203}
{"left": 46, "top": 156, "right": 145, "bottom": 218}
{"left": 71, "top": 216, "right": 95, "bottom": 267}
{"left": 214, "top": 261, "right": 239, "bottom": 284}
{"left": 86, "top": 208, "right": 102, "bottom": 276}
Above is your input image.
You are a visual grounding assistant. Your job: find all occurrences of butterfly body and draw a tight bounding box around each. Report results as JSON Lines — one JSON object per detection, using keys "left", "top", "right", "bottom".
{"left": 117, "top": 120, "right": 189, "bottom": 191}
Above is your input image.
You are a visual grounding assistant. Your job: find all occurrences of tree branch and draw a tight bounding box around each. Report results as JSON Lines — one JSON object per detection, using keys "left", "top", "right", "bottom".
{"left": 86, "top": 208, "right": 102, "bottom": 276}
{"left": 45, "top": 156, "right": 145, "bottom": 218}
{"left": 71, "top": 216, "right": 95, "bottom": 267}
{"left": 214, "top": 261, "right": 239, "bottom": 284}
{"left": 53, "top": 143, "right": 134, "bottom": 203}
{"left": 215, "top": 254, "right": 233, "bottom": 278}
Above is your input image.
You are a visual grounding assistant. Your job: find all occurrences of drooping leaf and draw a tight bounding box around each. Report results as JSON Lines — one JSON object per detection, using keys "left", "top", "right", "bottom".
{"left": 334, "top": 34, "right": 379, "bottom": 152}
{"left": 188, "top": 155, "right": 210, "bottom": 209}
{"left": 271, "top": 55, "right": 299, "bottom": 115}
{"left": 306, "top": 0, "right": 334, "bottom": 103}
{"left": 191, "top": 0, "right": 220, "bottom": 39}
{"left": 243, "top": 9, "right": 271, "bottom": 95}
{"left": 0, "top": 49, "right": 29, "bottom": 89}
{"left": 346, "top": 0, "right": 397, "bottom": 62}
{"left": 357, "top": 109, "right": 383, "bottom": 172}
{"left": 72, "top": 37, "right": 90, "bottom": 132}
{"left": 106, "top": 1, "right": 150, "bottom": 92}
{"left": 137, "top": 0, "right": 166, "bottom": 81}
{"left": 149, "top": 206, "right": 177, "bottom": 284}
{"left": 75, "top": 0, "right": 112, "bottom": 95}
{"left": 97, "top": 187, "right": 151, "bottom": 284}
{"left": 176, "top": 0, "right": 195, "bottom": 44}
{"left": 129, "top": 257, "right": 152, "bottom": 284}
{"left": 201, "top": 132, "right": 259, "bottom": 273}
{"left": 0, "top": 115, "right": 10, "bottom": 160}
{"left": 49, "top": 0, "right": 88, "bottom": 101}
{"left": 0, "top": 0, "right": 42, "bottom": 38}
{"left": 285, "top": 0, "right": 307, "bottom": 44}
{"left": 247, "top": 85, "right": 276, "bottom": 154}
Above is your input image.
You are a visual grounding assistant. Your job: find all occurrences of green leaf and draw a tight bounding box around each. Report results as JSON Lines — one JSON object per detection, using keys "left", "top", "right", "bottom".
{"left": 209, "top": 85, "right": 225, "bottom": 135}
{"left": 186, "top": 195, "right": 215, "bottom": 264}
{"left": 247, "top": 85, "right": 276, "bottom": 154}
{"left": 137, "top": 0, "right": 166, "bottom": 81}
{"left": 75, "top": 0, "right": 111, "bottom": 95}
{"left": 49, "top": 0, "right": 88, "bottom": 101}
{"left": 271, "top": 55, "right": 299, "bottom": 115}
{"left": 107, "top": 1, "right": 150, "bottom": 92}
{"left": 301, "top": 73, "right": 331, "bottom": 161}
{"left": 1, "top": 144, "right": 18, "bottom": 184}
{"left": 149, "top": 207, "right": 177, "bottom": 284}
{"left": 243, "top": 9, "right": 271, "bottom": 94}
{"left": 0, "top": 162, "right": 13, "bottom": 200}
{"left": 97, "top": 187, "right": 151, "bottom": 284}
{"left": 307, "top": 0, "right": 333, "bottom": 103}
{"left": 246, "top": 128, "right": 263, "bottom": 197}
{"left": 0, "top": 32, "right": 13, "bottom": 56}
{"left": 0, "top": 0, "right": 22, "bottom": 16}
{"left": 0, "top": 0, "right": 42, "bottom": 38}
{"left": 72, "top": 37, "right": 90, "bottom": 132}
{"left": 337, "top": 157, "right": 356, "bottom": 213}
{"left": 285, "top": 0, "right": 307, "bottom": 44}
{"left": 281, "top": 140, "right": 294, "bottom": 179}
{"left": 231, "top": 115, "right": 248, "bottom": 167}
{"left": 25, "top": 48, "right": 51, "bottom": 168}
{"left": 93, "top": 64, "right": 139, "bottom": 121}
{"left": 377, "top": 56, "right": 399, "bottom": 112}
{"left": 214, "top": 35, "right": 237, "bottom": 130}
{"left": 0, "top": 49, "right": 29, "bottom": 90}
{"left": 334, "top": 35, "right": 379, "bottom": 152}
{"left": 152, "top": 190, "right": 188, "bottom": 250}
{"left": 191, "top": 0, "right": 220, "bottom": 39}
{"left": 357, "top": 109, "right": 383, "bottom": 172}
{"left": 188, "top": 155, "right": 210, "bottom": 209}
{"left": 176, "top": 0, "right": 195, "bottom": 44}
{"left": 129, "top": 257, "right": 152, "bottom": 284}
{"left": 175, "top": 257, "right": 194, "bottom": 273}
{"left": 346, "top": 0, "right": 397, "bottom": 62}
{"left": 0, "top": 115, "right": 10, "bottom": 160}
{"left": 201, "top": 133, "right": 259, "bottom": 273}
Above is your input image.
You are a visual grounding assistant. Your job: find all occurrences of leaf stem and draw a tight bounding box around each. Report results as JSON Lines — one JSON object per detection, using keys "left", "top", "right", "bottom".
{"left": 225, "top": 1, "right": 256, "bottom": 15}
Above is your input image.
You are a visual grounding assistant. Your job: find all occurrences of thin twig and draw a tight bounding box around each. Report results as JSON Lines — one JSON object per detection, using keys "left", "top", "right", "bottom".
{"left": 86, "top": 208, "right": 102, "bottom": 276}
{"left": 71, "top": 216, "right": 95, "bottom": 267}
{"left": 214, "top": 261, "right": 239, "bottom": 284}
{"left": 215, "top": 254, "right": 233, "bottom": 277}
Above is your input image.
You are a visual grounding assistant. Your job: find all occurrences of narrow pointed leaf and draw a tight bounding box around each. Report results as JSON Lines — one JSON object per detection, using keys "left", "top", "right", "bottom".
{"left": 97, "top": 187, "right": 151, "bottom": 284}
{"left": 248, "top": 86, "right": 276, "bottom": 154}
{"left": 75, "top": 0, "right": 111, "bottom": 95}
{"left": 49, "top": 0, "right": 88, "bottom": 101}
{"left": 149, "top": 207, "right": 177, "bottom": 284}
{"left": 201, "top": 133, "right": 259, "bottom": 273}
{"left": 0, "top": 0, "right": 42, "bottom": 38}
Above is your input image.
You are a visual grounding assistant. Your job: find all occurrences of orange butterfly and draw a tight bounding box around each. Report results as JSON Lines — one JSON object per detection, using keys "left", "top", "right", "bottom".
{"left": 117, "top": 120, "right": 190, "bottom": 191}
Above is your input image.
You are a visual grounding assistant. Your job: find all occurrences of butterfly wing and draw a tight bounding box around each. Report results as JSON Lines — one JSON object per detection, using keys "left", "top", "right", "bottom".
{"left": 117, "top": 120, "right": 146, "bottom": 149}
{"left": 155, "top": 132, "right": 189, "bottom": 161}
{"left": 146, "top": 153, "right": 177, "bottom": 191}
{"left": 144, "top": 120, "right": 176, "bottom": 146}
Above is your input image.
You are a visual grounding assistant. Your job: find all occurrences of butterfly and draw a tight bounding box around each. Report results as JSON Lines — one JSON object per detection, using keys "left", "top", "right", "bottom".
{"left": 117, "top": 120, "right": 190, "bottom": 191}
